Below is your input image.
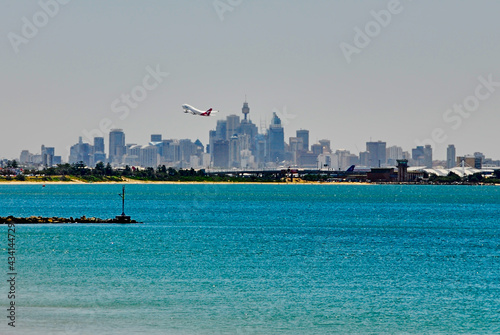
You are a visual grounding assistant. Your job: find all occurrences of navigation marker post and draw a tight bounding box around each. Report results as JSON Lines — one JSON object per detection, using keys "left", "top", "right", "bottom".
{"left": 119, "top": 185, "right": 125, "bottom": 216}
{"left": 116, "top": 186, "right": 132, "bottom": 223}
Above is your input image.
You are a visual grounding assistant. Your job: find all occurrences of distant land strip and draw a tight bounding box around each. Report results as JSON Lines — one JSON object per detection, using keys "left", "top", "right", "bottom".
{"left": 1, "top": 164, "right": 499, "bottom": 184}
{"left": 0, "top": 216, "right": 139, "bottom": 224}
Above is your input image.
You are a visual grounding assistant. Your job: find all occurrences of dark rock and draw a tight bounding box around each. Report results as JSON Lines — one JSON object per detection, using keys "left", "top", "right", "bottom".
{"left": 1, "top": 215, "right": 140, "bottom": 224}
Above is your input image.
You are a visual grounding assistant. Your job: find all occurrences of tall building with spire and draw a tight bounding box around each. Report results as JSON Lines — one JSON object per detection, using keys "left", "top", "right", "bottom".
{"left": 209, "top": 100, "right": 259, "bottom": 168}
{"left": 242, "top": 99, "right": 250, "bottom": 121}
{"left": 69, "top": 137, "right": 92, "bottom": 166}
{"left": 239, "top": 100, "right": 258, "bottom": 155}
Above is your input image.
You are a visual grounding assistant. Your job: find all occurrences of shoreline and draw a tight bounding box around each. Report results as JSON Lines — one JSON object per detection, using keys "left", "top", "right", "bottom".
{"left": 0, "top": 180, "right": 497, "bottom": 186}
{"left": 0, "top": 180, "right": 372, "bottom": 185}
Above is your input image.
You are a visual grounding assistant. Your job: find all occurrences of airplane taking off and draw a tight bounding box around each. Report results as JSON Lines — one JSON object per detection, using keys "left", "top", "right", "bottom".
{"left": 182, "top": 104, "right": 219, "bottom": 117}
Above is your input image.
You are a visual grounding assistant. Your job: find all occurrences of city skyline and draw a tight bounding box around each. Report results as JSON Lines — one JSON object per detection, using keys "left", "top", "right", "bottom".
{"left": 1, "top": 95, "right": 498, "bottom": 163}
{"left": 2, "top": 1, "right": 500, "bottom": 160}
{"left": 9, "top": 99, "right": 499, "bottom": 171}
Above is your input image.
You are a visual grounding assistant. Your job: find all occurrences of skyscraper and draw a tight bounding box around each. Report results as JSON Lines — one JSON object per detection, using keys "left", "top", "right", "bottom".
{"left": 140, "top": 145, "right": 159, "bottom": 168}
{"left": 151, "top": 134, "right": 162, "bottom": 142}
{"left": 229, "top": 134, "right": 240, "bottom": 168}
{"left": 446, "top": 145, "right": 456, "bottom": 169}
{"left": 69, "top": 137, "right": 92, "bottom": 166}
{"left": 289, "top": 137, "right": 304, "bottom": 152}
{"left": 423, "top": 145, "right": 433, "bottom": 168}
{"left": 296, "top": 129, "right": 309, "bottom": 152}
{"left": 94, "top": 137, "right": 105, "bottom": 154}
{"left": 366, "top": 141, "right": 387, "bottom": 167}
{"left": 93, "top": 137, "right": 106, "bottom": 165}
{"left": 150, "top": 135, "right": 165, "bottom": 157}
{"left": 267, "top": 112, "right": 285, "bottom": 163}
{"left": 109, "top": 129, "right": 126, "bottom": 165}
{"left": 255, "top": 134, "right": 267, "bottom": 166}
{"left": 226, "top": 115, "right": 240, "bottom": 140}
{"left": 125, "top": 144, "right": 141, "bottom": 166}
{"left": 319, "top": 139, "right": 331, "bottom": 153}
{"left": 359, "top": 151, "right": 370, "bottom": 167}
{"left": 216, "top": 120, "right": 227, "bottom": 141}
{"left": 387, "top": 145, "right": 403, "bottom": 166}
{"left": 179, "top": 139, "right": 196, "bottom": 166}
{"left": 20, "top": 150, "right": 31, "bottom": 164}
{"left": 161, "top": 139, "right": 180, "bottom": 163}
{"left": 41, "top": 145, "right": 55, "bottom": 167}
{"left": 213, "top": 140, "right": 229, "bottom": 168}
{"left": 288, "top": 137, "right": 302, "bottom": 165}
{"left": 473, "top": 152, "right": 484, "bottom": 169}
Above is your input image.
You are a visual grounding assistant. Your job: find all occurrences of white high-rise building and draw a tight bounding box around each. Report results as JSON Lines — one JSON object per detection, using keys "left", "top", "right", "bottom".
{"left": 387, "top": 145, "right": 403, "bottom": 165}
{"left": 140, "top": 145, "right": 159, "bottom": 168}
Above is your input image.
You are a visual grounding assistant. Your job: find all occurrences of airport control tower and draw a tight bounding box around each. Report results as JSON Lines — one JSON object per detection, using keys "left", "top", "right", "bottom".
{"left": 397, "top": 159, "right": 408, "bottom": 182}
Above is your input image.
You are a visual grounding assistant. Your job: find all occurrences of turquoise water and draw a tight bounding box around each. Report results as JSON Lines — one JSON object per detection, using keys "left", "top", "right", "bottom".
{"left": 0, "top": 184, "right": 499, "bottom": 334}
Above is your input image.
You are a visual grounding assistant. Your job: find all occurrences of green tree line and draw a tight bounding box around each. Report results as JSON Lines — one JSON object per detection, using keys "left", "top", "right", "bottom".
{"left": 24, "top": 162, "right": 283, "bottom": 183}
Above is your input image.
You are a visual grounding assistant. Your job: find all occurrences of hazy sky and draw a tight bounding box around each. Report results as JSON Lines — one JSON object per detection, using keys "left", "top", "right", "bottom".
{"left": 1, "top": 0, "right": 499, "bottom": 161}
